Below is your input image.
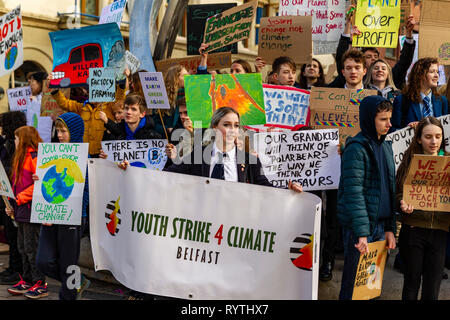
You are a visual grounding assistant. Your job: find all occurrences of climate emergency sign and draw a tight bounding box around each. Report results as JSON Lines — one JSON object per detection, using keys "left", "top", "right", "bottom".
{"left": 403, "top": 155, "right": 450, "bottom": 212}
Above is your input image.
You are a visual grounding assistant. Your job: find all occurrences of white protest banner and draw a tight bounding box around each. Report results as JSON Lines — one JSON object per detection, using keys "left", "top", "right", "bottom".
{"left": 278, "top": 0, "right": 348, "bottom": 55}
{"left": 125, "top": 50, "right": 141, "bottom": 74}
{"left": 139, "top": 72, "right": 170, "bottom": 109}
{"left": 386, "top": 125, "right": 415, "bottom": 171}
{"left": 31, "top": 143, "right": 89, "bottom": 225}
{"left": 0, "top": 6, "right": 23, "bottom": 77}
{"left": 443, "top": 114, "right": 450, "bottom": 153}
{"left": 101, "top": 139, "right": 168, "bottom": 171}
{"left": 254, "top": 129, "right": 340, "bottom": 191}
{"left": 386, "top": 114, "right": 450, "bottom": 170}
{"left": 0, "top": 160, "right": 15, "bottom": 199}
{"left": 89, "top": 67, "right": 116, "bottom": 102}
{"left": 7, "top": 86, "right": 31, "bottom": 111}
{"left": 26, "top": 100, "right": 52, "bottom": 143}
{"left": 89, "top": 159, "right": 322, "bottom": 299}
{"left": 99, "top": 0, "right": 127, "bottom": 27}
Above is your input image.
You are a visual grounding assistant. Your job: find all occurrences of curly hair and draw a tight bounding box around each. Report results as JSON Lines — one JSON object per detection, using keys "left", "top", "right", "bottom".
{"left": 164, "top": 64, "right": 186, "bottom": 116}
{"left": 403, "top": 58, "right": 440, "bottom": 103}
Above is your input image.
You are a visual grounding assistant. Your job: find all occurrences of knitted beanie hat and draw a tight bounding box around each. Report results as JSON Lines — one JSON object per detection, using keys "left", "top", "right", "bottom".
{"left": 57, "top": 112, "right": 84, "bottom": 143}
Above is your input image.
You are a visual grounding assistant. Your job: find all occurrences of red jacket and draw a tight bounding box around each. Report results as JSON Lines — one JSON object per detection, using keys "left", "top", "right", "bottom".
{"left": 12, "top": 147, "right": 37, "bottom": 222}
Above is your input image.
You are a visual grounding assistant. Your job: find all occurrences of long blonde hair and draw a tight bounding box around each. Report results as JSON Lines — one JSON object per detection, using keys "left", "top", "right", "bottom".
{"left": 164, "top": 64, "right": 186, "bottom": 116}
{"left": 365, "top": 59, "right": 398, "bottom": 90}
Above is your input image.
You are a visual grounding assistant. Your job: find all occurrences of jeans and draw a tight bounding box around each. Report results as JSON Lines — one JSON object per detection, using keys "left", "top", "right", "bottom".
{"left": 36, "top": 220, "right": 84, "bottom": 300}
{"left": 399, "top": 225, "right": 447, "bottom": 300}
{"left": 339, "top": 222, "right": 386, "bottom": 300}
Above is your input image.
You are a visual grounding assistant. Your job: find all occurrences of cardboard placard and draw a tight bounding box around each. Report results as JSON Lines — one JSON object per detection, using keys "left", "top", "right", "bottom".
{"left": 138, "top": 72, "right": 170, "bottom": 109}
{"left": 278, "top": 0, "right": 347, "bottom": 55}
{"left": 185, "top": 73, "right": 266, "bottom": 128}
{"left": 99, "top": 0, "right": 127, "bottom": 27}
{"left": 203, "top": 0, "right": 257, "bottom": 53}
{"left": 403, "top": 155, "right": 450, "bottom": 212}
{"left": 352, "top": 240, "right": 388, "bottom": 300}
{"left": 352, "top": 0, "right": 401, "bottom": 48}
{"left": 101, "top": 139, "right": 168, "bottom": 171}
{"left": 89, "top": 67, "right": 116, "bottom": 102}
{"left": 40, "top": 80, "right": 69, "bottom": 117}
{"left": 187, "top": 3, "right": 238, "bottom": 55}
{"left": 7, "top": 86, "right": 31, "bottom": 111}
{"left": 0, "top": 6, "right": 23, "bottom": 77}
{"left": 254, "top": 129, "right": 341, "bottom": 191}
{"left": 258, "top": 16, "right": 312, "bottom": 65}
{"left": 155, "top": 52, "right": 232, "bottom": 75}
{"left": 419, "top": 0, "right": 450, "bottom": 65}
{"left": 400, "top": 0, "right": 412, "bottom": 34}
{"left": 309, "top": 87, "right": 377, "bottom": 145}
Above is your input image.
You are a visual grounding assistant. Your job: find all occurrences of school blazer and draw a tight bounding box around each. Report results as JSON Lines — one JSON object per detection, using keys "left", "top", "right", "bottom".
{"left": 164, "top": 145, "right": 272, "bottom": 187}
{"left": 391, "top": 94, "right": 449, "bottom": 131}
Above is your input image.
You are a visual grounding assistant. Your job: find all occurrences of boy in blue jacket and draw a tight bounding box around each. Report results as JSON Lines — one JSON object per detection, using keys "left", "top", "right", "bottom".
{"left": 337, "top": 96, "right": 397, "bottom": 300}
{"left": 35, "top": 112, "right": 90, "bottom": 300}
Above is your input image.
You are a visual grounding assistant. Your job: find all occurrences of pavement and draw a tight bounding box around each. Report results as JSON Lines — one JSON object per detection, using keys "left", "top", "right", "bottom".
{"left": 0, "top": 241, "right": 449, "bottom": 300}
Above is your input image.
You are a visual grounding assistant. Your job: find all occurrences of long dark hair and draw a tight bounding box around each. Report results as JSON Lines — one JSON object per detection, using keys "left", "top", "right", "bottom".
{"left": 0, "top": 111, "right": 27, "bottom": 140}
{"left": 396, "top": 116, "right": 447, "bottom": 191}
{"left": 298, "top": 58, "right": 325, "bottom": 89}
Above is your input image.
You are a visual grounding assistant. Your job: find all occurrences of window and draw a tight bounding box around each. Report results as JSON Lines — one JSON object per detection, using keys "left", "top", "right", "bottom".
{"left": 84, "top": 45, "right": 100, "bottom": 61}
{"left": 81, "top": 0, "right": 99, "bottom": 16}
{"left": 69, "top": 48, "right": 82, "bottom": 64}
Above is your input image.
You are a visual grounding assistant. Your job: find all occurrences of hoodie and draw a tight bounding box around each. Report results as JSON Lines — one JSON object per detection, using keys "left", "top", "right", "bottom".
{"left": 57, "top": 112, "right": 89, "bottom": 219}
{"left": 359, "top": 95, "right": 393, "bottom": 221}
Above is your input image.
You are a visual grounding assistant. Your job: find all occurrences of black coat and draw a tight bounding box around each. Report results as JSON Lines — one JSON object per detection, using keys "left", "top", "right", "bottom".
{"left": 102, "top": 115, "right": 162, "bottom": 141}
{"left": 164, "top": 145, "right": 272, "bottom": 187}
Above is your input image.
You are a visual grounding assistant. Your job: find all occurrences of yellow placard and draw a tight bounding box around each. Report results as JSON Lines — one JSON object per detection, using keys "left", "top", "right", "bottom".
{"left": 352, "top": 0, "right": 401, "bottom": 48}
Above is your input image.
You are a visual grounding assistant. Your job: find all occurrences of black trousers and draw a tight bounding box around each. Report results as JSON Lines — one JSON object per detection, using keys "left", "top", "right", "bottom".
{"left": 321, "top": 189, "right": 339, "bottom": 265}
{"left": 17, "top": 222, "right": 45, "bottom": 284}
{"left": 399, "top": 224, "right": 448, "bottom": 300}
{"left": 2, "top": 211, "right": 22, "bottom": 273}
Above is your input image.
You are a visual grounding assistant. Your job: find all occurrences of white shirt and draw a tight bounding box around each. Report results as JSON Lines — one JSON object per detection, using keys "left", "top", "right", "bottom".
{"left": 210, "top": 143, "right": 238, "bottom": 182}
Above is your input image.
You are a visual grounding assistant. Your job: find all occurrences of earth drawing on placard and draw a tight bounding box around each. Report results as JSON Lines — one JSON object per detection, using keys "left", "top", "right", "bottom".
{"left": 40, "top": 159, "right": 85, "bottom": 204}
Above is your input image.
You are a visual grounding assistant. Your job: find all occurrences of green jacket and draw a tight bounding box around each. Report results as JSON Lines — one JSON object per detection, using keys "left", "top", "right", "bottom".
{"left": 337, "top": 132, "right": 397, "bottom": 238}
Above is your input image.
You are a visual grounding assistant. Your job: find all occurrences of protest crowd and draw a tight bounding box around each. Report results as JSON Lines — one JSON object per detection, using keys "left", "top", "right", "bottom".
{"left": 0, "top": 0, "right": 449, "bottom": 301}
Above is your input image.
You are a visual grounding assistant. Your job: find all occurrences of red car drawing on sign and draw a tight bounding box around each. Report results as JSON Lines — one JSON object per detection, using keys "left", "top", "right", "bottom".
{"left": 50, "top": 43, "right": 103, "bottom": 87}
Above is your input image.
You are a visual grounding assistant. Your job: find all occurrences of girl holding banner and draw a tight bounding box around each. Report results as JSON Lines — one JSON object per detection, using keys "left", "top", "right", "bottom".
{"left": 396, "top": 116, "right": 450, "bottom": 300}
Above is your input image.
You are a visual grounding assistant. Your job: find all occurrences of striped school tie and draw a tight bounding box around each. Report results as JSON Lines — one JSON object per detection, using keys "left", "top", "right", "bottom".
{"left": 423, "top": 96, "right": 432, "bottom": 118}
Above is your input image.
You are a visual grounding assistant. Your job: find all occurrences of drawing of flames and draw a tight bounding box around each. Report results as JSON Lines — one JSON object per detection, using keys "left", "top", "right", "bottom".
{"left": 106, "top": 197, "right": 121, "bottom": 236}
